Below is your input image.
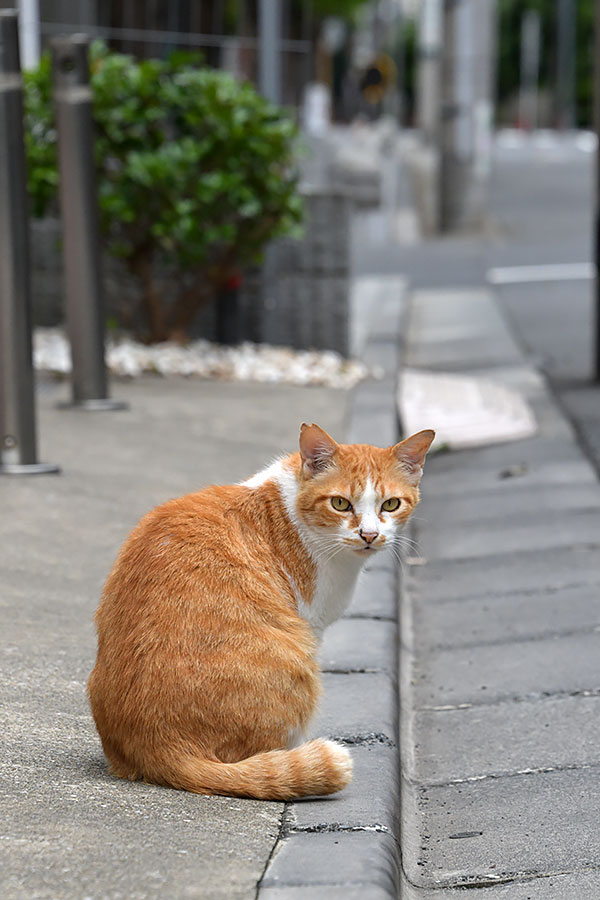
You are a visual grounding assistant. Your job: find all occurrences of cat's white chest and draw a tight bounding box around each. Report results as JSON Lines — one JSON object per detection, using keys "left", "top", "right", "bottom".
{"left": 247, "top": 460, "right": 364, "bottom": 641}
{"left": 298, "top": 552, "right": 363, "bottom": 641}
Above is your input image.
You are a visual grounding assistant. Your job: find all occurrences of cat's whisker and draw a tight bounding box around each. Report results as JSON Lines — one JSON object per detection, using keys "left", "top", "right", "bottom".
{"left": 318, "top": 543, "right": 348, "bottom": 563}
{"left": 311, "top": 543, "right": 345, "bottom": 563}
{"left": 388, "top": 543, "right": 408, "bottom": 576}
{"left": 393, "top": 534, "right": 421, "bottom": 553}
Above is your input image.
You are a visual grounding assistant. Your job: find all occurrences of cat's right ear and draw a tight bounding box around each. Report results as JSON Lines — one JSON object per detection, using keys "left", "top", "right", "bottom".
{"left": 391, "top": 429, "right": 436, "bottom": 485}
{"left": 299, "top": 423, "right": 338, "bottom": 477}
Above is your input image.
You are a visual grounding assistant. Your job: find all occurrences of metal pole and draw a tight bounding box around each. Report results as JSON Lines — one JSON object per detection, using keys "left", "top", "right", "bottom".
{"left": 417, "top": 0, "right": 442, "bottom": 143}
{"left": 0, "top": 10, "right": 59, "bottom": 475}
{"left": 395, "top": 0, "right": 405, "bottom": 128}
{"left": 440, "top": 0, "right": 473, "bottom": 231}
{"left": 258, "top": 0, "right": 281, "bottom": 104}
{"left": 557, "top": 0, "right": 576, "bottom": 130}
{"left": 51, "top": 35, "right": 126, "bottom": 411}
{"left": 16, "top": 0, "right": 40, "bottom": 70}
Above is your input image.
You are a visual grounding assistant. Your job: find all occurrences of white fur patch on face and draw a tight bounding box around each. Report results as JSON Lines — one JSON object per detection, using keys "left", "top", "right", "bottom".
{"left": 353, "top": 477, "right": 380, "bottom": 538}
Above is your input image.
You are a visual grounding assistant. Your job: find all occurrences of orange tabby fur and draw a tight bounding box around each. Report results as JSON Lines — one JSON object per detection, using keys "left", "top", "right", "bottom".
{"left": 88, "top": 424, "right": 434, "bottom": 800}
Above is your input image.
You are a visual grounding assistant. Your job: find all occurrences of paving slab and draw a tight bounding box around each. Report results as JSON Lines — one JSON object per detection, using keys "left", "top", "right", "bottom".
{"left": 561, "top": 384, "right": 600, "bottom": 475}
{"left": 422, "top": 456, "right": 597, "bottom": 495}
{"left": 260, "top": 831, "right": 399, "bottom": 896}
{"left": 261, "top": 886, "right": 393, "bottom": 900}
{"left": 347, "top": 557, "right": 397, "bottom": 620}
{"left": 523, "top": 390, "right": 580, "bottom": 442}
{"left": 426, "top": 435, "right": 582, "bottom": 475}
{"left": 349, "top": 377, "right": 400, "bottom": 447}
{"left": 406, "top": 544, "right": 600, "bottom": 603}
{"left": 411, "top": 630, "right": 600, "bottom": 708}
{"left": 408, "top": 582, "right": 600, "bottom": 651}
{"left": 402, "top": 766, "right": 600, "bottom": 889}
{"left": 291, "top": 743, "right": 399, "bottom": 833}
{"left": 414, "top": 506, "right": 600, "bottom": 561}
{"left": 405, "top": 289, "right": 523, "bottom": 370}
{"left": 319, "top": 618, "right": 398, "bottom": 674}
{"left": 404, "top": 693, "right": 600, "bottom": 785}
{"left": 416, "top": 481, "right": 600, "bottom": 526}
{"left": 311, "top": 672, "right": 397, "bottom": 745}
{"left": 399, "top": 869, "right": 600, "bottom": 899}
{"left": 347, "top": 287, "right": 405, "bottom": 448}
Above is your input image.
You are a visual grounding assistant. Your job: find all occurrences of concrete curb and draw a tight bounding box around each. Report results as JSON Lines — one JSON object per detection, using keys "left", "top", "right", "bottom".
{"left": 257, "top": 280, "right": 408, "bottom": 899}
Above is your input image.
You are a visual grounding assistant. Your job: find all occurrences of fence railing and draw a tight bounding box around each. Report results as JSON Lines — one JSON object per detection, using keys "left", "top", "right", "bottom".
{"left": 27, "top": 0, "right": 315, "bottom": 107}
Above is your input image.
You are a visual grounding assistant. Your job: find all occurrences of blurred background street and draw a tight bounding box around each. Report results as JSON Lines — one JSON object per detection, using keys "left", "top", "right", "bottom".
{"left": 356, "top": 128, "right": 600, "bottom": 462}
{"left": 2, "top": 0, "right": 600, "bottom": 898}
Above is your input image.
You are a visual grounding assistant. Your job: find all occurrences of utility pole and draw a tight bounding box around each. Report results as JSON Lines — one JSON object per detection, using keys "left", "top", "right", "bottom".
{"left": 439, "top": 0, "right": 496, "bottom": 232}
{"left": 417, "top": 0, "right": 442, "bottom": 144}
{"left": 413, "top": 0, "right": 443, "bottom": 233}
{"left": 557, "top": 0, "right": 576, "bottom": 130}
{"left": 439, "top": 0, "right": 471, "bottom": 230}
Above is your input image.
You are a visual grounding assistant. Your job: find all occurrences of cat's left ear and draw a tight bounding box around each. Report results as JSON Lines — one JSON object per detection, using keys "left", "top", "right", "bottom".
{"left": 299, "top": 423, "right": 338, "bottom": 477}
{"left": 391, "top": 429, "right": 435, "bottom": 485}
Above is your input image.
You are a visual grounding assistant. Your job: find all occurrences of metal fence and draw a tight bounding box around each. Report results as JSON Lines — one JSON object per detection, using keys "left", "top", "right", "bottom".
{"left": 6, "top": 0, "right": 315, "bottom": 107}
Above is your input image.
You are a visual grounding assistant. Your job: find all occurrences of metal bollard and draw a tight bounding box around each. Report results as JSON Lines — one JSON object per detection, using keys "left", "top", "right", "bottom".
{"left": 0, "top": 10, "right": 59, "bottom": 475}
{"left": 51, "top": 34, "right": 126, "bottom": 411}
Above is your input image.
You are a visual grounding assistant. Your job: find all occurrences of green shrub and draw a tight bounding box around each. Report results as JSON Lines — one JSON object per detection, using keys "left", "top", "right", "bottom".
{"left": 24, "top": 43, "right": 302, "bottom": 342}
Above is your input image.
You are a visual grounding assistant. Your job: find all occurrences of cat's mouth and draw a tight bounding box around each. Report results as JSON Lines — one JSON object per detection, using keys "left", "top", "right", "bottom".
{"left": 344, "top": 538, "right": 384, "bottom": 554}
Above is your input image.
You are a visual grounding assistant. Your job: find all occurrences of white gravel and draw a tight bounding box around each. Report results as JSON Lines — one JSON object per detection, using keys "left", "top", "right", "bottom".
{"left": 33, "top": 328, "right": 379, "bottom": 390}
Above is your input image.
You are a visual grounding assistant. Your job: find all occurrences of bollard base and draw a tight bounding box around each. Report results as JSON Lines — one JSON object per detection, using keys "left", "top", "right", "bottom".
{"left": 57, "top": 398, "right": 129, "bottom": 412}
{"left": 0, "top": 462, "right": 61, "bottom": 476}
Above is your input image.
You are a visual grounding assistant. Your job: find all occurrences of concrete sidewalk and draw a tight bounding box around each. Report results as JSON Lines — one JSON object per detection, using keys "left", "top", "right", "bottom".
{"left": 399, "top": 288, "right": 600, "bottom": 897}
{"left": 1, "top": 284, "right": 406, "bottom": 899}
{"left": 2, "top": 377, "right": 345, "bottom": 900}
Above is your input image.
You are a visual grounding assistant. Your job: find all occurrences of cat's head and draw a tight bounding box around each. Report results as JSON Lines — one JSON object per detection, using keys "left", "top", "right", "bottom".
{"left": 295, "top": 423, "right": 435, "bottom": 558}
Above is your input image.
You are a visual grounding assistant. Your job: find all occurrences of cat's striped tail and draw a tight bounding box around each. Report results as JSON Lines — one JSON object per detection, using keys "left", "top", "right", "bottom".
{"left": 158, "top": 739, "right": 353, "bottom": 800}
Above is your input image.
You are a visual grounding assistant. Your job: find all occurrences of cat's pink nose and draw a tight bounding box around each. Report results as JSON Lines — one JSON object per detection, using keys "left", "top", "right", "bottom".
{"left": 359, "top": 529, "right": 379, "bottom": 545}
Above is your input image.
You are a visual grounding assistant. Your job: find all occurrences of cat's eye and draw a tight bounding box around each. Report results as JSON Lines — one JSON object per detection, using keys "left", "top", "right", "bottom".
{"left": 331, "top": 496, "right": 352, "bottom": 512}
{"left": 381, "top": 498, "right": 401, "bottom": 512}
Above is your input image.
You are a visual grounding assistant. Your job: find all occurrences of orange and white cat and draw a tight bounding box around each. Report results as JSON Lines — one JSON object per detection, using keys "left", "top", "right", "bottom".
{"left": 88, "top": 423, "right": 434, "bottom": 800}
